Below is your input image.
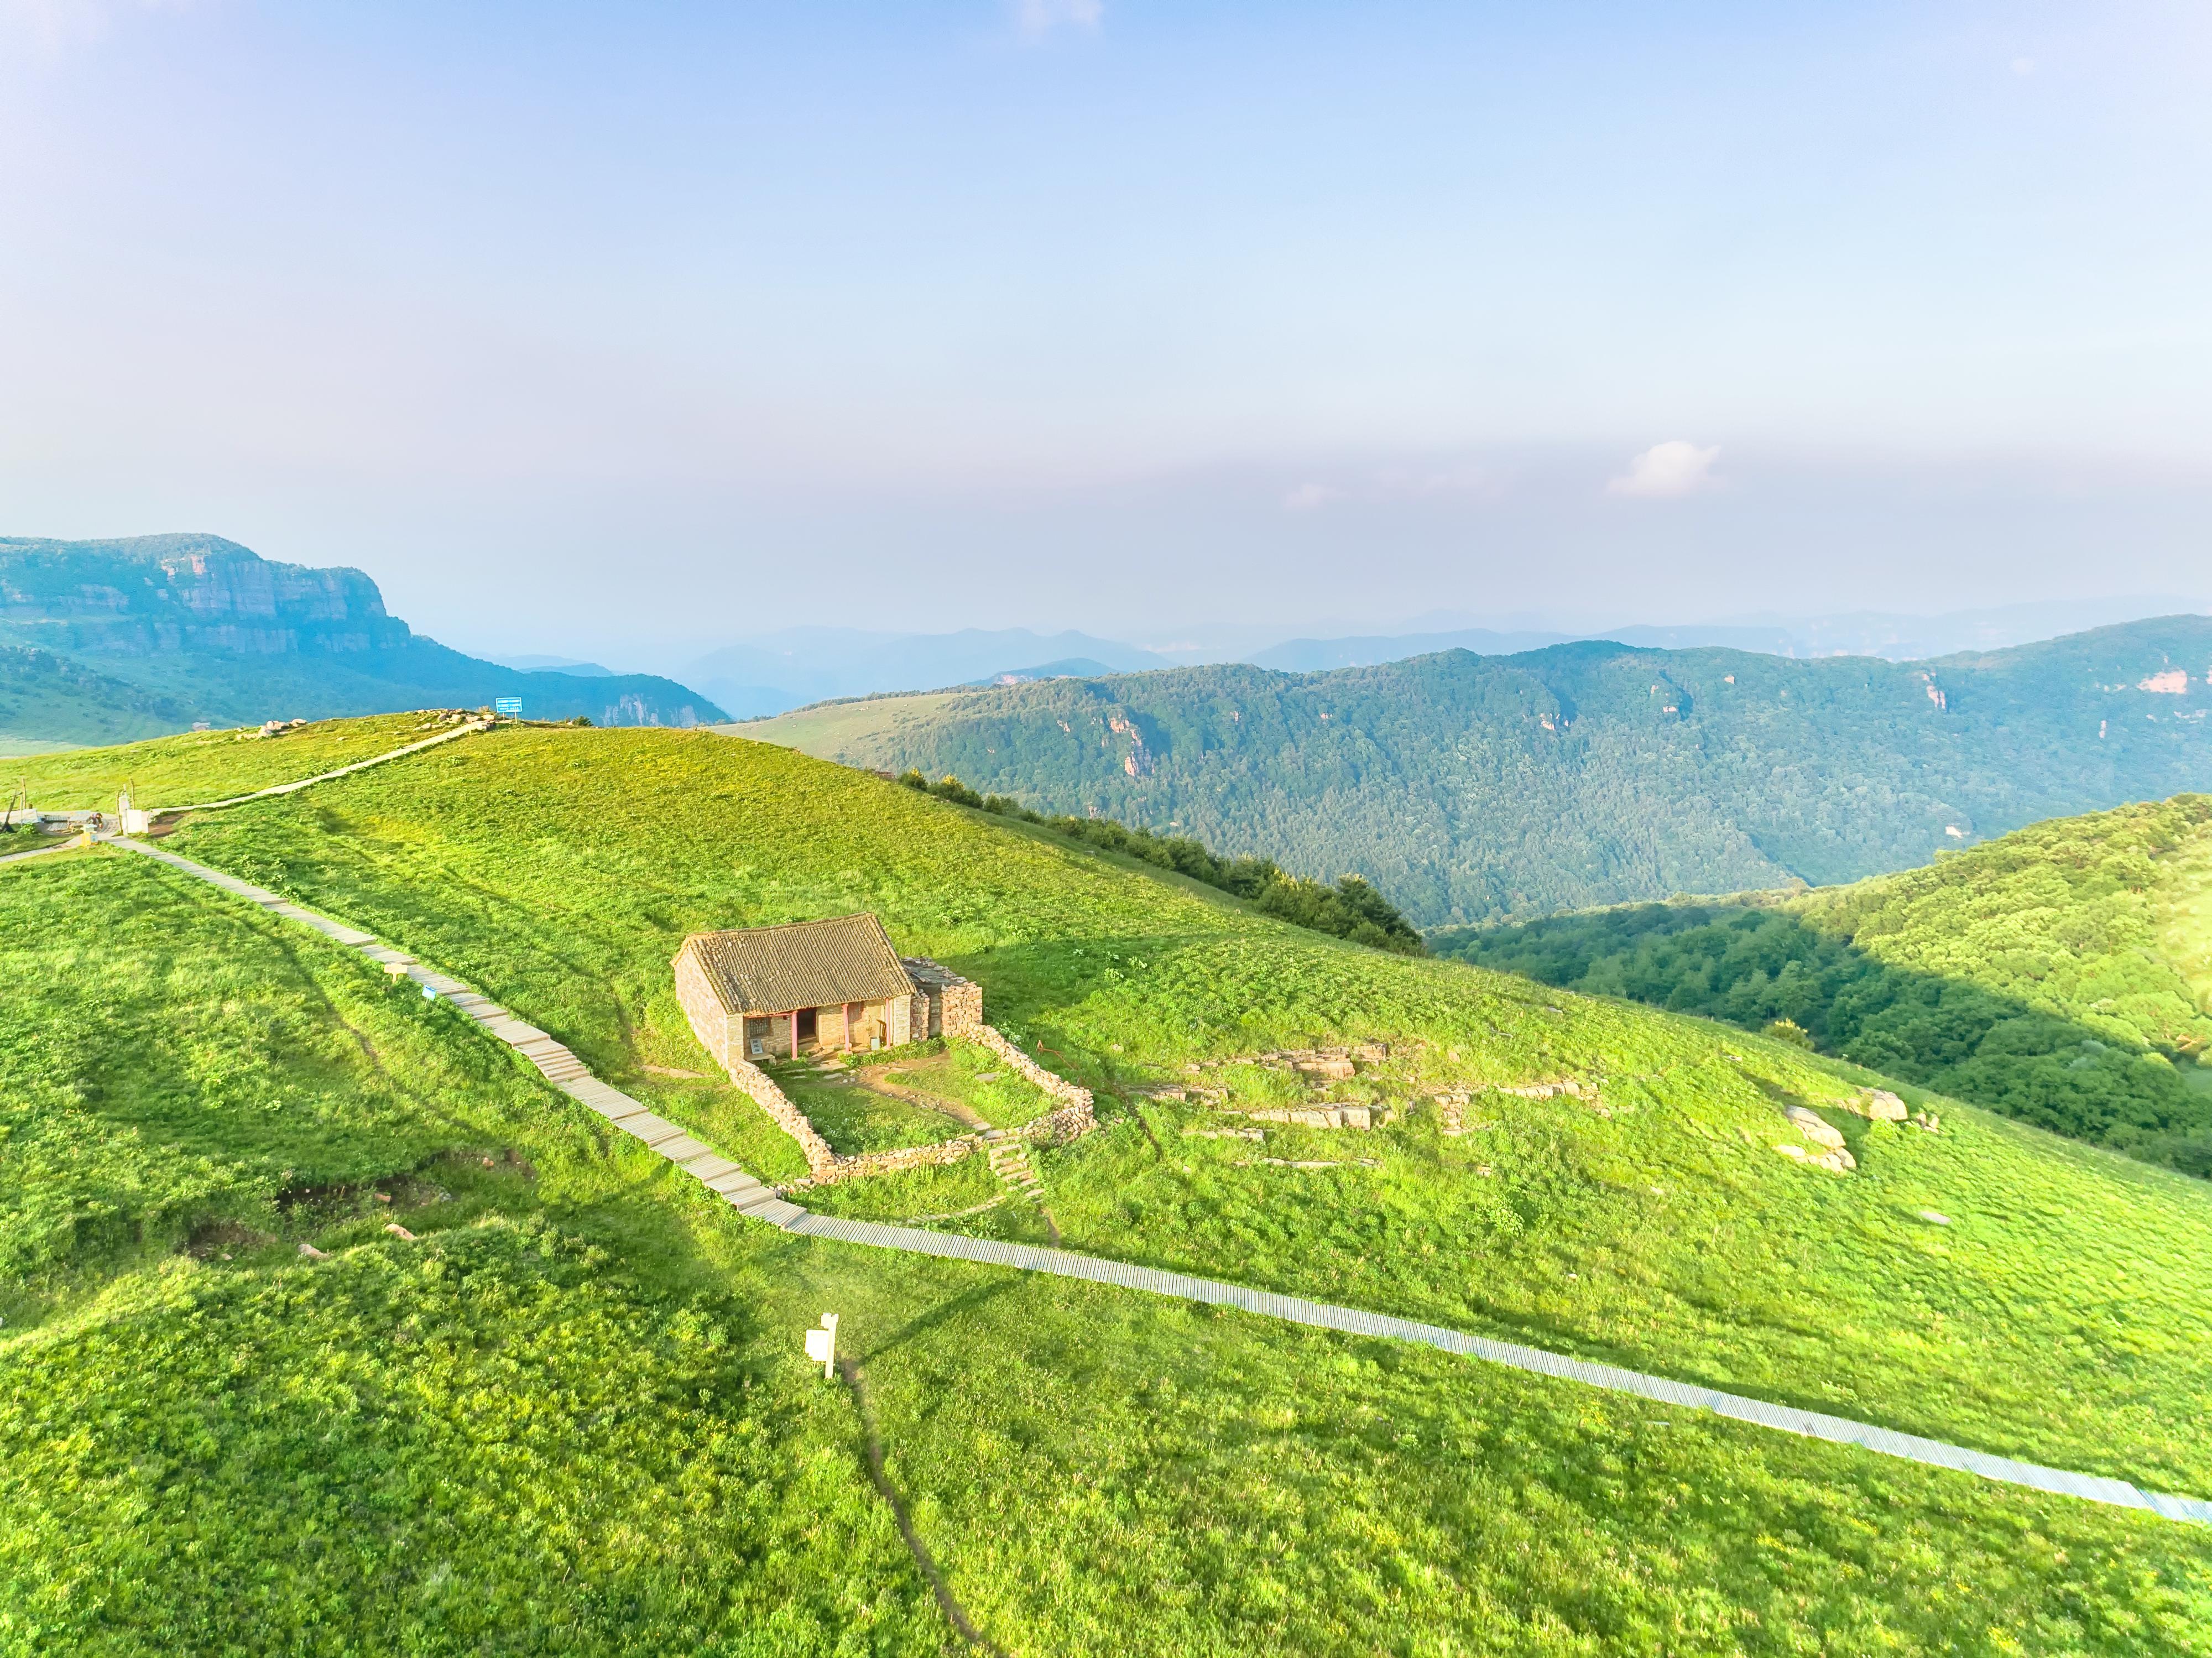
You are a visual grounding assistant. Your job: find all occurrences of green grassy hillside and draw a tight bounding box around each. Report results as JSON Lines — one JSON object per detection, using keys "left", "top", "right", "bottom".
{"left": 143, "top": 722, "right": 2212, "bottom": 1483}
{"left": 0, "top": 848, "right": 943, "bottom": 1652}
{"left": 1437, "top": 795, "right": 2212, "bottom": 1177}
{"left": 7, "top": 725, "right": 2212, "bottom": 1651}
{"left": 4, "top": 711, "right": 447, "bottom": 814}
{"left": 734, "top": 617, "right": 2212, "bottom": 925}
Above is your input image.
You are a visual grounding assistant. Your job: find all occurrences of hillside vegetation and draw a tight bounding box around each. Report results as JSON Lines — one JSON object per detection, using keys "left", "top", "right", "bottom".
{"left": 905, "top": 767, "right": 1425, "bottom": 952}
{"left": 7, "top": 722, "right": 2212, "bottom": 1651}
{"left": 3, "top": 711, "right": 449, "bottom": 813}
{"left": 734, "top": 616, "right": 2212, "bottom": 924}
{"left": 0, "top": 534, "right": 724, "bottom": 740}
{"left": 0, "top": 645, "right": 190, "bottom": 754}
{"left": 147, "top": 721, "right": 2212, "bottom": 1484}
{"left": 1437, "top": 795, "right": 2212, "bottom": 1178}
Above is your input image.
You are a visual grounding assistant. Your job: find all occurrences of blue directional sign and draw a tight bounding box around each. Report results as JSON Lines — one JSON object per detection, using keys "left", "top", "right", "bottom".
{"left": 494, "top": 697, "right": 523, "bottom": 716}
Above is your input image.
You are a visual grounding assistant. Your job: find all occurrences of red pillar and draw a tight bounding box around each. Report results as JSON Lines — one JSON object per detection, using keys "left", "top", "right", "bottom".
{"left": 790, "top": 1009, "right": 799, "bottom": 1058}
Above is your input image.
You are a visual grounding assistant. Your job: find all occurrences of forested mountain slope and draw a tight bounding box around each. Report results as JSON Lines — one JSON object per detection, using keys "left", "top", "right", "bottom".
{"left": 0, "top": 534, "right": 724, "bottom": 737}
{"left": 735, "top": 617, "right": 2212, "bottom": 924}
{"left": 1437, "top": 794, "right": 2212, "bottom": 1177}
{"left": 0, "top": 644, "right": 190, "bottom": 752}
{"left": 6, "top": 718, "right": 2212, "bottom": 1648}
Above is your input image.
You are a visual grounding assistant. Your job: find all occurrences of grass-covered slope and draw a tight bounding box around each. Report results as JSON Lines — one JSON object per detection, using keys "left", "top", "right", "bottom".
{"left": 6, "top": 833, "right": 2211, "bottom": 1653}
{"left": 147, "top": 723, "right": 2212, "bottom": 1493}
{"left": 3, "top": 711, "right": 453, "bottom": 814}
{"left": 0, "top": 847, "right": 943, "bottom": 1653}
{"left": 735, "top": 617, "right": 2212, "bottom": 924}
{"left": 1437, "top": 794, "right": 2212, "bottom": 1177}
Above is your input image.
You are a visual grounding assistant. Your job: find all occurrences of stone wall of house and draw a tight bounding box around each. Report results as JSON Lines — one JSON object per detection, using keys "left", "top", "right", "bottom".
{"left": 674, "top": 946, "right": 736, "bottom": 1068}
{"left": 938, "top": 978, "right": 983, "bottom": 1038}
{"left": 901, "top": 957, "right": 983, "bottom": 1040}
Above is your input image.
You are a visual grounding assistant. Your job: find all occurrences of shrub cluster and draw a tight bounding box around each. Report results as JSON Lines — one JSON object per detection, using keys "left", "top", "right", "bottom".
{"left": 900, "top": 770, "right": 1424, "bottom": 955}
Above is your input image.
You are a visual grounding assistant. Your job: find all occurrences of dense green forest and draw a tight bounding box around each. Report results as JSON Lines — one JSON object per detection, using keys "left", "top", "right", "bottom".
{"left": 744, "top": 617, "right": 2212, "bottom": 925}
{"left": 902, "top": 768, "right": 1425, "bottom": 953}
{"left": 1434, "top": 794, "right": 2212, "bottom": 1176}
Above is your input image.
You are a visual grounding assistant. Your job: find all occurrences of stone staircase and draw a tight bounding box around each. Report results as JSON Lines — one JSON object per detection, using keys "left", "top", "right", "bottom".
{"left": 985, "top": 1135, "right": 1045, "bottom": 1204}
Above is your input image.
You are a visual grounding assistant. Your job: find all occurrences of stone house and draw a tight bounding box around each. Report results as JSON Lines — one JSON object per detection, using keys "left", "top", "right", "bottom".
{"left": 674, "top": 913, "right": 980, "bottom": 1066}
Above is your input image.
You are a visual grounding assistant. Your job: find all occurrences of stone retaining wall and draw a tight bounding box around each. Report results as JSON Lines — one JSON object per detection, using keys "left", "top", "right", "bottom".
{"left": 719, "top": 1054, "right": 841, "bottom": 1175}
{"left": 688, "top": 974, "right": 1095, "bottom": 1185}
{"left": 787, "top": 1134, "right": 987, "bottom": 1190}
{"left": 971, "top": 1023, "right": 1096, "bottom": 1133}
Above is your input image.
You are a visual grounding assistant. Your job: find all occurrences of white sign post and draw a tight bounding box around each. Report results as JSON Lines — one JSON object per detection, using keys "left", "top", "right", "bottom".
{"left": 802, "top": 1312, "right": 838, "bottom": 1379}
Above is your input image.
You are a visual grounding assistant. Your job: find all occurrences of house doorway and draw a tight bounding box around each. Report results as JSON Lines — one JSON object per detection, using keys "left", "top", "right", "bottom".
{"left": 796, "top": 1007, "right": 819, "bottom": 1047}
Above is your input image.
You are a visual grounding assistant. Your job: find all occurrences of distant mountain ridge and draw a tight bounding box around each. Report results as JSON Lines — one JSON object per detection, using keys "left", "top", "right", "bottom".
{"left": 732, "top": 617, "right": 2212, "bottom": 926}
{"left": 681, "top": 626, "right": 1176, "bottom": 718}
{"left": 0, "top": 534, "right": 724, "bottom": 740}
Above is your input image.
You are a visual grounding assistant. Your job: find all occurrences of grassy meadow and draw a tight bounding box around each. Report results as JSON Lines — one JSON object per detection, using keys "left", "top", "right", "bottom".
{"left": 4, "top": 722, "right": 2211, "bottom": 1652}
{"left": 4, "top": 711, "right": 451, "bottom": 812}
{"left": 139, "top": 723, "right": 2212, "bottom": 1487}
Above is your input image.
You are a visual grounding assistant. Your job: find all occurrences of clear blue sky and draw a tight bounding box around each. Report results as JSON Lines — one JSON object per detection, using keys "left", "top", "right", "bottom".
{"left": 3, "top": 2, "right": 2207, "bottom": 658}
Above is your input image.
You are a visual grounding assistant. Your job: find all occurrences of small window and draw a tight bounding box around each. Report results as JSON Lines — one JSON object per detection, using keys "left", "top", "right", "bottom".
{"left": 749, "top": 1037, "right": 764, "bottom": 1057}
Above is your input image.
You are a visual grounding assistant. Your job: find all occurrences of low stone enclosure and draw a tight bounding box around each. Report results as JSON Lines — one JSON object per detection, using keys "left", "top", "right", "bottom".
{"left": 1130, "top": 1040, "right": 1926, "bottom": 1175}
{"left": 674, "top": 913, "right": 1094, "bottom": 1191}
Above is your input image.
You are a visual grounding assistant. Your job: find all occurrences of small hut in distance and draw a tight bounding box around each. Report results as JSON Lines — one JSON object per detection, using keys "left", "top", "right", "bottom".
{"left": 674, "top": 913, "right": 980, "bottom": 1065}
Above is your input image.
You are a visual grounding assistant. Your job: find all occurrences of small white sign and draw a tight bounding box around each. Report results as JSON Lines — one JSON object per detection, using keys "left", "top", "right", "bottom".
{"left": 802, "top": 1312, "right": 838, "bottom": 1378}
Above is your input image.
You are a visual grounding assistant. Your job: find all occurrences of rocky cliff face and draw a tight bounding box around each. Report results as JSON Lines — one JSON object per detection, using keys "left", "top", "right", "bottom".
{"left": 0, "top": 534, "right": 412, "bottom": 658}
{"left": 0, "top": 531, "right": 727, "bottom": 734}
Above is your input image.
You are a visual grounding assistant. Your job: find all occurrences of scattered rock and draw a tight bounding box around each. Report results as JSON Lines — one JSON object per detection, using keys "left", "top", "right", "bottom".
{"left": 1182, "top": 1127, "right": 1264, "bottom": 1141}
{"left": 298, "top": 1243, "right": 328, "bottom": 1260}
{"left": 1773, "top": 1143, "right": 1809, "bottom": 1161}
{"left": 974, "top": 1072, "right": 1001, "bottom": 1083}
{"left": 1238, "top": 1104, "right": 1374, "bottom": 1130}
{"left": 383, "top": 1223, "right": 418, "bottom": 1241}
{"left": 1918, "top": 1208, "right": 1952, "bottom": 1226}
{"left": 1782, "top": 1105, "right": 1846, "bottom": 1150}
{"left": 1861, "top": 1089, "right": 1908, "bottom": 1122}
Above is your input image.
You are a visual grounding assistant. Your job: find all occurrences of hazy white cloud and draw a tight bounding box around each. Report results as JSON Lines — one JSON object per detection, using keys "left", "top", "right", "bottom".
{"left": 1608, "top": 440, "right": 1720, "bottom": 498}
{"left": 1013, "top": 0, "right": 1101, "bottom": 39}
{"left": 2011, "top": 56, "right": 2036, "bottom": 76}
{"left": 1284, "top": 481, "right": 1345, "bottom": 511}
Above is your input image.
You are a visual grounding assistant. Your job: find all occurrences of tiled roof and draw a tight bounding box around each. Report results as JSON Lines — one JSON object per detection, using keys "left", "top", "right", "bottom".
{"left": 682, "top": 914, "right": 913, "bottom": 1015}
